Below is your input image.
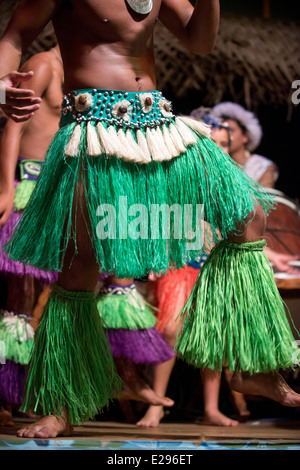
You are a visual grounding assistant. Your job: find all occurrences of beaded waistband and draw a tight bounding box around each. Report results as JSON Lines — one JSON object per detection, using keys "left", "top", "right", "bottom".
{"left": 16, "top": 158, "right": 43, "bottom": 182}
{"left": 60, "top": 88, "right": 211, "bottom": 163}
{"left": 60, "top": 89, "right": 175, "bottom": 130}
{"left": 100, "top": 283, "right": 136, "bottom": 296}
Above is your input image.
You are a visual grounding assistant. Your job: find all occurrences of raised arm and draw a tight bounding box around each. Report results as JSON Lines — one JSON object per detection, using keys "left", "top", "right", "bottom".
{"left": 158, "top": 0, "right": 220, "bottom": 55}
{"left": 0, "top": 0, "right": 61, "bottom": 121}
{"left": 0, "top": 54, "right": 54, "bottom": 227}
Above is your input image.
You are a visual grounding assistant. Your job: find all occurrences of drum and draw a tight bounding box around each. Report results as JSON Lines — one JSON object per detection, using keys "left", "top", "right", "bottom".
{"left": 265, "top": 189, "right": 300, "bottom": 284}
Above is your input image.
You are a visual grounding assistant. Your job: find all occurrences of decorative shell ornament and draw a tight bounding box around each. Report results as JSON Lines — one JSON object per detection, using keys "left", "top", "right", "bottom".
{"left": 75, "top": 93, "right": 93, "bottom": 112}
{"left": 126, "top": 0, "right": 153, "bottom": 14}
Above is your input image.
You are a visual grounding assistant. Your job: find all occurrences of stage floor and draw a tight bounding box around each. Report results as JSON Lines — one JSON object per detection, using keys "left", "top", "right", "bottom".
{"left": 1, "top": 418, "right": 300, "bottom": 450}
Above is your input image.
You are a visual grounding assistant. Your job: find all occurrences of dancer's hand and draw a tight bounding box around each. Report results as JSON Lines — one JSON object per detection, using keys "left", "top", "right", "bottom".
{"left": 265, "top": 247, "right": 300, "bottom": 275}
{"left": 0, "top": 187, "right": 15, "bottom": 228}
{"left": 0, "top": 71, "right": 41, "bottom": 122}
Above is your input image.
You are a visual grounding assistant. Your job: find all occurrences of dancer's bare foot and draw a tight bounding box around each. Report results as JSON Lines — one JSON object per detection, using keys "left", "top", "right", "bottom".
{"left": 136, "top": 405, "right": 164, "bottom": 428}
{"left": 230, "top": 371, "right": 300, "bottom": 407}
{"left": 16, "top": 414, "right": 73, "bottom": 438}
{"left": 0, "top": 407, "right": 14, "bottom": 427}
{"left": 120, "top": 386, "right": 174, "bottom": 408}
{"left": 224, "top": 368, "right": 250, "bottom": 421}
{"left": 116, "top": 358, "right": 174, "bottom": 408}
{"left": 203, "top": 409, "right": 239, "bottom": 427}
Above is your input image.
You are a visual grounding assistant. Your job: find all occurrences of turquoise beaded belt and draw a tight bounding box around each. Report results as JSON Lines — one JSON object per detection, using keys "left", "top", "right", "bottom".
{"left": 59, "top": 88, "right": 211, "bottom": 163}
{"left": 60, "top": 89, "right": 175, "bottom": 129}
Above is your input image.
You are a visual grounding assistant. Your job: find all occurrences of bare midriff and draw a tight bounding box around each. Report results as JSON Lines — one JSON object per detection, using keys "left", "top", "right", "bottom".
{"left": 53, "top": 0, "right": 162, "bottom": 94}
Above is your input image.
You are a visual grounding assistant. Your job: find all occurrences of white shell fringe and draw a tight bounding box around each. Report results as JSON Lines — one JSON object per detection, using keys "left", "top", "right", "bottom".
{"left": 64, "top": 117, "right": 211, "bottom": 164}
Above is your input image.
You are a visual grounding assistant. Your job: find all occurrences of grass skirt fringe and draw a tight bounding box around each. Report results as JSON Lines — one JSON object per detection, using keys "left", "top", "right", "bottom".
{"left": 0, "top": 312, "right": 33, "bottom": 406}
{"left": 97, "top": 284, "right": 157, "bottom": 330}
{"left": 0, "top": 181, "right": 57, "bottom": 283}
{"left": 0, "top": 360, "right": 26, "bottom": 405}
{"left": 0, "top": 312, "right": 34, "bottom": 365}
{"left": 5, "top": 121, "right": 275, "bottom": 278}
{"left": 20, "top": 284, "right": 122, "bottom": 425}
{"left": 97, "top": 284, "right": 174, "bottom": 364}
{"left": 107, "top": 328, "right": 175, "bottom": 364}
{"left": 175, "top": 240, "right": 299, "bottom": 374}
{"left": 14, "top": 179, "right": 37, "bottom": 212}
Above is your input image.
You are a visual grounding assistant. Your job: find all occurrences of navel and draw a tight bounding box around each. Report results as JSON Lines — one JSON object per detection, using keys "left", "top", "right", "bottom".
{"left": 135, "top": 76, "right": 142, "bottom": 91}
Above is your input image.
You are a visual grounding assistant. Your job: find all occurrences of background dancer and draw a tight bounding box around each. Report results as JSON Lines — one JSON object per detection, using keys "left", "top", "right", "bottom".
{"left": 97, "top": 275, "right": 175, "bottom": 406}
{"left": 0, "top": 44, "right": 63, "bottom": 425}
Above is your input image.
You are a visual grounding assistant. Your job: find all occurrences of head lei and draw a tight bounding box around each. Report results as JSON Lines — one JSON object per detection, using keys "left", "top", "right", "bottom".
{"left": 210, "top": 102, "right": 262, "bottom": 152}
{"left": 190, "top": 106, "right": 231, "bottom": 133}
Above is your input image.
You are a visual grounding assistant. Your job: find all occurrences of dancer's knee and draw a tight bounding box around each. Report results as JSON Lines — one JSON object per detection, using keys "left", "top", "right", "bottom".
{"left": 162, "top": 324, "right": 178, "bottom": 348}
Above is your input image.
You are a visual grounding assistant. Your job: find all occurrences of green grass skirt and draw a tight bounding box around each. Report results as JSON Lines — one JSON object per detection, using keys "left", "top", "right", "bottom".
{"left": 96, "top": 284, "right": 157, "bottom": 330}
{"left": 0, "top": 313, "right": 34, "bottom": 365}
{"left": 5, "top": 120, "right": 274, "bottom": 278}
{"left": 175, "top": 240, "right": 299, "bottom": 373}
{"left": 20, "top": 284, "right": 122, "bottom": 424}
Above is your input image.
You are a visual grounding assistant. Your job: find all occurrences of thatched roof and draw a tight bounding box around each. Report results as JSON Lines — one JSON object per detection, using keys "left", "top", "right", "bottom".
{"left": 1, "top": 1, "right": 299, "bottom": 110}
{"left": 154, "top": 13, "right": 300, "bottom": 110}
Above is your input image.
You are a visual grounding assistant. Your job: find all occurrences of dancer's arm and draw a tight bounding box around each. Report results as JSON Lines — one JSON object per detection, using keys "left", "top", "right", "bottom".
{"left": 0, "top": 56, "right": 54, "bottom": 227}
{"left": 0, "top": 0, "right": 61, "bottom": 121}
{"left": 159, "top": 0, "right": 220, "bottom": 55}
{"left": 264, "top": 247, "right": 300, "bottom": 276}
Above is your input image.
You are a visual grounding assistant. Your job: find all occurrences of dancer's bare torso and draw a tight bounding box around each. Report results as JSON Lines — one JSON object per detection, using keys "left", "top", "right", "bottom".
{"left": 19, "top": 50, "right": 64, "bottom": 159}
{"left": 52, "top": 0, "right": 177, "bottom": 93}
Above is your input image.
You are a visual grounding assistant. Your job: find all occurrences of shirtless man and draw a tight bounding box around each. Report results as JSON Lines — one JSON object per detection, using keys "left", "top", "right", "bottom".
{"left": 0, "top": 0, "right": 299, "bottom": 439}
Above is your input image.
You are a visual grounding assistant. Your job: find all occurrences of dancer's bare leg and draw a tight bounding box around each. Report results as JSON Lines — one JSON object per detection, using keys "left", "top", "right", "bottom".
{"left": 224, "top": 368, "right": 250, "bottom": 421}
{"left": 117, "top": 358, "right": 174, "bottom": 407}
{"left": 107, "top": 274, "right": 174, "bottom": 408}
{"left": 6, "top": 275, "right": 36, "bottom": 316}
{"left": 136, "top": 357, "right": 176, "bottom": 427}
{"left": 230, "top": 371, "right": 300, "bottom": 407}
{"left": 17, "top": 188, "right": 100, "bottom": 438}
{"left": 227, "top": 204, "right": 300, "bottom": 406}
{"left": 202, "top": 368, "right": 238, "bottom": 426}
{"left": 136, "top": 317, "right": 179, "bottom": 427}
{"left": 31, "top": 284, "right": 53, "bottom": 330}
{"left": 0, "top": 404, "right": 14, "bottom": 427}
{"left": 17, "top": 246, "right": 100, "bottom": 437}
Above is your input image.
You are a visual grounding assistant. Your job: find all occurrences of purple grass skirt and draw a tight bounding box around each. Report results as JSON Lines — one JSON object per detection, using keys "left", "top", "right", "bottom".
{"left": 107, "top": 327, "right": 175, "bottom": 365}
{"left": 0, "top": 360, "right": 26, "bottom": 405}
{"left": 0, "top": 209, "right": 57, "bottom": 284}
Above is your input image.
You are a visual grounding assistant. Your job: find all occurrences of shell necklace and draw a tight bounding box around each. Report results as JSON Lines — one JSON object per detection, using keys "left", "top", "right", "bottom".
{"left": 126, "top": 0, "right": 153, "bottom": 14}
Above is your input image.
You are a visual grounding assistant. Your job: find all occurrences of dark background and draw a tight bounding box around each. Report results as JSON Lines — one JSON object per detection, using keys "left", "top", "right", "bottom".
{"left": 164, "top": 0, "right": 300, "bottom": 200}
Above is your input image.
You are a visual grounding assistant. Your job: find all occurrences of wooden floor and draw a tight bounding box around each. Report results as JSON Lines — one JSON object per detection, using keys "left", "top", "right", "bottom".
{"left": 1, "top": 417, "right": 300, "bottom": 450}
